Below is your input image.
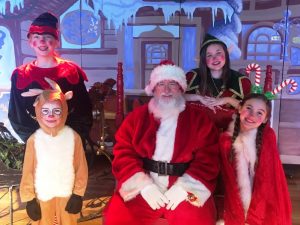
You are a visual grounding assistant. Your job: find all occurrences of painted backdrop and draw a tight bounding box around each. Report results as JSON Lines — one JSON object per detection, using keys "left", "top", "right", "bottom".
{"left": 0, "top": 0, "right": 300, "bottom": 163}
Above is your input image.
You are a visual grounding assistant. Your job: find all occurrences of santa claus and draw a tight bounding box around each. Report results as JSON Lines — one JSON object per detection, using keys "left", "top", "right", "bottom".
{"left": 104, "top": 60, "right": 220, "bottom": 225}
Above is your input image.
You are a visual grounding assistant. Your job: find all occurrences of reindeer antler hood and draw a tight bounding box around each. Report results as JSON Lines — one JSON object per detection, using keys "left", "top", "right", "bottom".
{"left": 22, "top": 77, "right": 73, "bottom": 137}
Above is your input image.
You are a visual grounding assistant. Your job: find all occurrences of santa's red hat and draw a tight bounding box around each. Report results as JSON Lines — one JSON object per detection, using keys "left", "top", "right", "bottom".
{"left": 27, "top": 12, "right": 59, "bottom": 39}
{"left": 145, "top": 60, "right": 187, "bottom": 95}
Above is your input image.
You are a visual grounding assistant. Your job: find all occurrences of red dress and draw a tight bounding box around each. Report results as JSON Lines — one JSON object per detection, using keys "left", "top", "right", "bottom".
{"left": 219, "top": 126, "right": 292, "bottom": 225}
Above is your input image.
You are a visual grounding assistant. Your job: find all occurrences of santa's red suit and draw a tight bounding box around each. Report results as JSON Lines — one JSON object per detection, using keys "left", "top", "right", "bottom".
{"left": 104, "top": 99, "right": 219, "bottom": 225}
{"left": 219, "top": 122, "right": 292, "bottom": 225}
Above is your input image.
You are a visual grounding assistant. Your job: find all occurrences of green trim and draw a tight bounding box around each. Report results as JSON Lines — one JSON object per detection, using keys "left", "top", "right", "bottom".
{"left": 228, "top": 76, "right": 247, "bottom": 99}
{"left": 187, "top": 70, "right": 200, "bottom": 91}
{"left": 202, "top": 39, "right": 222, "bottom": 47}
{"left": 201, "top": 39, "right": 226, "bottom": 52}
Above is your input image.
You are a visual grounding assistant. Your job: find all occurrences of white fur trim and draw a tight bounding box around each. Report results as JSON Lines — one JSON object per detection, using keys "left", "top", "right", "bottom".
{"left": 216, "top": 219, "right": 224, "bottom": 225}
{"left": 175, "top": 173, "right": 211, "bottom": 207}
{"left": 225, "top": 116, "right": 258, "bottom": 214}
{"left": 145, "top": 64, "right": 187, "bottom": 95}
{"left": 150, "top": 111, "right": 179, "bottom": 191}
{"left": 34, "top": 127, "right": 75, "bottom": 201}
{"left": 119, "top": 172, "right": 153, "bottom": 201}
{"left": 233, "top": 128, "right": 257, "bottom": 213}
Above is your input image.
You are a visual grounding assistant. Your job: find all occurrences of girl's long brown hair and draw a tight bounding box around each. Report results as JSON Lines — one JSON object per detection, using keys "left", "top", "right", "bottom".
{"left": 197, "top": 43, "right": 231, "bottom": 95}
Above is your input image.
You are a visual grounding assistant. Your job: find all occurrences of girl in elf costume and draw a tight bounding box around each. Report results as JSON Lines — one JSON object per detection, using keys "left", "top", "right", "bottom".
{"left": 219, "top": 93, "right": 291, "bottom": 225}
{"left": 185, "top": 33, "right": 251, "bottom": 130}
{"left": 20, "top": 78, "right": 88, "bottom": 225}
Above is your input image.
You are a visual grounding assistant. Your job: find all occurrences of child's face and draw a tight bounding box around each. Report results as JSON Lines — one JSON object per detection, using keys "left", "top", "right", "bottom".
{"left": 205, "top": 44, "right": 226, "bottom": 72}
{"left": 40, "top": 100, "right": 62, "bottom": 128}
{"left": 29, "top": 33, "right": 58, "bottom": 57}
{"left": 239, "top": 98, "right": 268, "bottom": 132}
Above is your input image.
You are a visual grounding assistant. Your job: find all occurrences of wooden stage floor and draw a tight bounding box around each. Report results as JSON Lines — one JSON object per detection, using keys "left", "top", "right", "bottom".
{"left": 0, "top": 156, "right": 299, "bottom": 224}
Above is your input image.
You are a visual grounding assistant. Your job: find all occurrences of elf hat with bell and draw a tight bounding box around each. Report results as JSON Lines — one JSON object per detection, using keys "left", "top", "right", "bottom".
{"left": 145, "top": 60, "right": 187, "bottom": 96}
{"left": 27, "top": 12, "right": 59, "bottom": 39}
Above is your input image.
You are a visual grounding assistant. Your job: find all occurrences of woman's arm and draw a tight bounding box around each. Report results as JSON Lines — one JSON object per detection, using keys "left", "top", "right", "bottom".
{"left": 184, "top": 94, "right": 217, "bottom": 111}
{"left": 184, "top": 93, "right": 206, "bottom": 102}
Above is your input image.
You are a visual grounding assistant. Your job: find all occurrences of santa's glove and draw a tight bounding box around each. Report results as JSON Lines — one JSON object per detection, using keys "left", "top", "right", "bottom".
{"left": 140, "top": 184, "right": 168, "bottom": 210}
{"left": 26, "top": 198, "right": 41, "bottom": 221}
{"left": 65, "top": 194, "right": 83, "bottom": 214}
{"left": 164, "top": 184, "right": 187, "bottom": 210}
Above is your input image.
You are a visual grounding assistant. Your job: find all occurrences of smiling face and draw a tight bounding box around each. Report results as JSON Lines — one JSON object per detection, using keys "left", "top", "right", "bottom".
{"left": 40, "top": 100, "right": 63, "bottom": 128}
{"left": 239, "top": 98, "right": 269, "bottom": 132}
{"left": 29, "top": 33, "right": 58, "bottom": 57}
{"left": 153, "top": 79, "right": 182, "bottom": 104}
{"left": 205, "top": 43, "right": 226, "bottom": 73}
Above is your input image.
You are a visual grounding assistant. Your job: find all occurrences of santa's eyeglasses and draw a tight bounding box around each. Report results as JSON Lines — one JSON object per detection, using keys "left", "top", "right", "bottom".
{"left": 156, "top": 81, "right": 179, "bottom": 89}
{"left": 41, "top": 108, "right": 62, "bottom": 116}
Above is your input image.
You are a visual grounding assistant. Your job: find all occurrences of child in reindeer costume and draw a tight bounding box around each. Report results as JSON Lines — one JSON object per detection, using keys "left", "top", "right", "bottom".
{"left": 19, "top": 78, "right": 88, "bottom": 225}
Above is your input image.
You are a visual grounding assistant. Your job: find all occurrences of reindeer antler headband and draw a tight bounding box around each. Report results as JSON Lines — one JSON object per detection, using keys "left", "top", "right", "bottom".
{"left": 21, "top": 77, "right": 73, "bottom": 105}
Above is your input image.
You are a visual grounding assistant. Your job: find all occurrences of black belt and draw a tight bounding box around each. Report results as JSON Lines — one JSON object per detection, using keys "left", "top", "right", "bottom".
{"left": 142, "top": 158, "right": 190, "bottom": 176}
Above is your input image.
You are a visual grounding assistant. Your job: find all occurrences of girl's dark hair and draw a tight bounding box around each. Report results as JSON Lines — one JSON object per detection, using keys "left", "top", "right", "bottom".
{"left": 230, "top": 93, "right": 272, "bottom": 168}
{"left": 197, "top": 43, "right": 231, "bottom": 95}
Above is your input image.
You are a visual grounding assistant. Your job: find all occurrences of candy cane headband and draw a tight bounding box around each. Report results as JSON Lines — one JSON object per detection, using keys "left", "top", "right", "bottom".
{"left": 246, "top": 63, "right": 298, "bottom": 100}
{"left": 245, "top": 63, "right": 261, "bottom": 87}
{"left": 272, "top": 78, "right": 298, "bottom": 95}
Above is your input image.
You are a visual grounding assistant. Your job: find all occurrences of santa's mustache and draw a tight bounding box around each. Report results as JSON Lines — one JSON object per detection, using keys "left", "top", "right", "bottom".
{"left": 156, "top": 94, "right": 184, "bottom": 107}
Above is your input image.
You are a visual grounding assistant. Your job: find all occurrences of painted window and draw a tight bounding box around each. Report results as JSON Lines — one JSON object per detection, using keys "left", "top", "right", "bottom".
{"left": 247, "top": 27, "right": 281, "bottom": 61}
{"left": 291, "top": 47, "right": 300, "bottom": 66}
{"left": 145, "top": 44, "right": 168, "bottom": 64}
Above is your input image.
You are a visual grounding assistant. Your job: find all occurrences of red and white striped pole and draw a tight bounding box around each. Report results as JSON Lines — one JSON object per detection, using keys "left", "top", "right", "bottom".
{"left": 116, "top": 62, "right": 124, "bottom": 127}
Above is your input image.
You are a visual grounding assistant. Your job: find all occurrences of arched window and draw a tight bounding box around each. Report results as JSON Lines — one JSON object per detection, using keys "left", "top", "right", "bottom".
{"left": 145, "top": 43, "right": 169, "bottom": 64}
{"left": 247, "top": 27, "right": 281, "bottom": 61}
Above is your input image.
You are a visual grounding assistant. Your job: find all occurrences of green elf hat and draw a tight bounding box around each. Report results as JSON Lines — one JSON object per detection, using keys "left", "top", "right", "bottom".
{"left": 200, "top": 33, "right": 227, "bottom": 54}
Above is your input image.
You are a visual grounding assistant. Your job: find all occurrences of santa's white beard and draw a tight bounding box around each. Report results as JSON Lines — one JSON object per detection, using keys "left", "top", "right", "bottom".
{"left": 157, "top": 93, "right": 184, "bottom": 109}
{"left": 150, "top": 94, "right": 185, "bottom": 119}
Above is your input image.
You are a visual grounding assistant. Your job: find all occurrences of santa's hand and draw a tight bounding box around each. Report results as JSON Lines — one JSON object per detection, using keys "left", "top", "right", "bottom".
{"left": 164, "top": 185, "right": 187, "bottom": 210}
{"left": 140, "top": 184, "right": 168, "bottom": 210}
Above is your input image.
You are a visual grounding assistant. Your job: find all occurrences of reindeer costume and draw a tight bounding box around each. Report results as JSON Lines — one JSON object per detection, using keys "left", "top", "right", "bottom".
{"left": 20, "top": 78, "right": 88, "bottom": 225}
